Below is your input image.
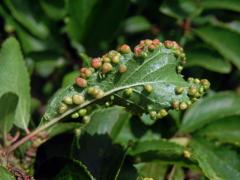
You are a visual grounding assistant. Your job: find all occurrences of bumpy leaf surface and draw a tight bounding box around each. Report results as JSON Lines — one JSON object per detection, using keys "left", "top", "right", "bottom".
{"left": 42, "top": 40, "right": 208, "bottom": 124}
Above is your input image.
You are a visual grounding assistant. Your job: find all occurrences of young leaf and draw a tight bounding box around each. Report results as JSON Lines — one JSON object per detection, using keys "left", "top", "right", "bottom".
{"left": 42, "top": 40, "right": 208, "bottom": 126}
{"left": 128, "top": 139, "right": 185, "bottom": 162}
{"left": 196, "top": 116, "right": 240, "bottom": 146}
{"left": 124, "top": 16, "right": 151, "bottom": 34}
{"left": 195, "top": 26, "right": 240, "bottom": 70}
{"left": 134, "top": 162, "right": 168, "bottom": 180}
{"left": 0, "top": 166, "right": 15, "bottom": 180}
{"left": 186, "top": 49, "right": 231, "bottom": 74}
{"left": 190, "top": 138, "right": 240, "bottom": 180}
{"left": 201, "top": 0, "right": 240, "bottom": 12}
{"left": 0, "top": 93, "right": 18, "bottom": 139}
{"left": 0, "top": 37, "right": 31, "bottom": 130}
{"left": 180, "top": 92, "right": 240, "bottom": 133}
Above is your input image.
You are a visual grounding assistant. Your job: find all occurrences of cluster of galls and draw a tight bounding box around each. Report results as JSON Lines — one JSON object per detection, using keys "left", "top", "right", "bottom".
{"left": 75, "top": 44, "right": 131, "bottom": 89}
{"left": 58, "top": 94, "right": 90, "bottom": 123}
{"left": 134, "top": 39, "right": 161, "bottom": 57}
{"left": 172, "top": 78, "right": 210, "bottom": 111}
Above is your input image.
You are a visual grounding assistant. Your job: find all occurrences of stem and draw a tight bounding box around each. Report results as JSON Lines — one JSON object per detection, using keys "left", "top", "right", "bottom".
{"left": 6, "top": 78, "right": 171, "bottom": 153}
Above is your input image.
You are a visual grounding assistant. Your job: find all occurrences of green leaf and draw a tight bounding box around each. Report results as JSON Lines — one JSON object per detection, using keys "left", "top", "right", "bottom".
{"left": 86, "top": 106, "right": 131, "bottom": 137}
{"left": 134, "top": 162, "right": 168, "bottom": 180}
{"left": 194, "top": 26, "right": 240, "bottom": 70}
{"left": 43, "top": 41, "right": 207, "bottom": 126}
{"left": 47, "top": 122, "right": 83, "bottom": 139}
{"left": 128, "top": 139, "right": 184, "bottom": 162}
{"left": 196, "top": 116, "right": 240, "bottom": 146}
{"left": 0, "top": 166, "right": 15, "bottom": 180}
{"left": 62, "top": 71, "right": 80, "bottom": 88}
{"left": 181, "top": 92, "right": 240, "bottom": 133}
{"left": 124, "top": 16, "right": 151, "bottom": 34}
{"left": 66, "top": 0, "right": 130, "bottom": 52}
{"left": 0, "top": 37, "right": 31, "bottom": 130}
{"left": 160, "top": 0, "right": 202, "bottom": 19}
{"left": 39, "top": 0, "right": 66, "bottom": 20}
{"left": 66, "top": 0, "right": 98, "bottom": 42}
{"left": 54, "top": 159, "right": 95, "bottom": 180}
{"left": 190, "top": 138, "right": 240, "bottom": 180}
{"left": 186, "top": 49, "right": 231, "bottom": 74}
{"left": 4, "top": 0, "right": 49, "bottom": 39}
{"left": 0, "top": 93, "right": 18, "bottom": 139}
{"left": 201, "top": 0, "right": 240, "bottom": 12}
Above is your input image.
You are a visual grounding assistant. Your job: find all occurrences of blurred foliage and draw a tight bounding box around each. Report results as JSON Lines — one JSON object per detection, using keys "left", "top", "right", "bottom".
{"left": 0, "top": 0, "right": 240, "bottom": 179}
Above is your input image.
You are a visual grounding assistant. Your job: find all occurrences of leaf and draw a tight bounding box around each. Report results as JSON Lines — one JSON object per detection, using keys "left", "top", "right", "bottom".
{"left": 160, "top": 0, "right": 202, "bottom": 20}
{"left": 201, "top": 0, "right": 240, "bottom": 12}
{"left": 186, "top": 49, "right": 231, "bottom": 74}
{"left": 66, "top": 0, "right": 130, "bottom": 52}
{"left": 4, "top": 0, "right": 49, "bottom": 39}
{"left": 128, "top": 139, "right": 184, "bottom": 162}
{"left": 47, "top": 122, "right": 83, "bottom": 139}
{"left": 54, "top": 159, "right": 95, "bottom": 180}
{"left": 43, "top": 40, "right": 207, "bottom": 126}
{"left": 39, "top": 0, "right": 67, "bottom": 20}
{"left": 86, "top": 106, "right": 131, "bottom": 136}
{"left": 0, "top": 166, "right": 15, "bottom": 180}
{"left": 196, "top": 116, "right": 240, "bottom": 146}
{"left": 62, "top": 71, "right": 79, "bottom": 88}
{"left": 194, "top": 26, "right": 240, "bottom": 70}
{"left": 0, "top": 37, "right": 31, "bottom": 130}
{"left": 124, "top": 16, "right": 151, "bottom": 34}
{"left": 0, "top": 93, "right": 18, "bottom": 139}
{"left": 71, "top": 133, "right": 126, "bottom": 179}
{"left": 180, "top": 92, "right": 240, "bottom": 133}
{"left": 190, "top": 138, "right": 240, "bottom": 180}
{"left": 134, "top": 162, "right": 168, "bottom": 180}
{"left": 86, "top": 106, "right": 161, "bottom": 148}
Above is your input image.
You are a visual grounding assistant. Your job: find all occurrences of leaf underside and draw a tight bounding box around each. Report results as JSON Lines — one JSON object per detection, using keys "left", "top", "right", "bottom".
{"left": 42, "top": 40, "right": 208, "bottom": 125}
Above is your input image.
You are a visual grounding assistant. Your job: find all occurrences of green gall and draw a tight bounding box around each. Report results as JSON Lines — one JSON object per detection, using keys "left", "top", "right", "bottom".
{"left": 79, "top": 108, "right": 87, "bottom": 116}
{"left": 150, "top": 111, "right": 157, "bottom": 120}
{"left": 177, "top": 66, "right": 183, "bottom": 73}
{"left": 194, "top": 78, "right": 200, "bottom": 84}
{"left": 187, "top": 77, "right": 194, "bottom": 83}
{"left": 119, "top": 64, "right": 127, "bottom": 73}
{"left": 102, "top": 55, "right": 111, "bottom": 63}
{"left": 159, "top": 109, "right": 168, "bottom": 117}
{"left": 83, "top": 116, "right": 91, "bottom": 124}
{"left": 183, "top": 150, "right": 191, "bottom": 158}
{"left": 188, "top": 86, "right": 197, "bottom": 96}
{"left": 75, "top": 77, "right": 87, "bottom": 88}
{"left": 111, "top": 55, "right": 120, "bottom": 64}
{"left": 63, "top": 96, "right": 73, "bottom": 105}
{"left": 179, "top": 102, "right": 188, "bottom": 110}
{"left": 95, "top": 90, "right": 105, "bottom": 99}
{"left": 72, "top": 94, "right": 85, "bottom": 105}
{"left": 175, "top": 87, "right": 184, "bottom": 94}
{"left": 102, "top": 62, "right": 113, "bottom": 74}
{"left": 201, "top": 79, "right": 210, "bottom": 90}
{"left": 144, "top": 84, "right": 153, "bottom": 93}
{"left": 71, "top": 112, "right": 79, "bottom": 119}
{"left": 105, "top": 102, "right": 110, "bottom": 106}
{"left": 58, "top": 103, "right": 68, "bottom": 114}
{"left": 74, "top": 128, "right": 81, "bottom": 137}
{"left": 87, "top": 87, "right": 95, "bottom": 95}
{"left": 124, "top": 88, "right": 133, "bottom": 96}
